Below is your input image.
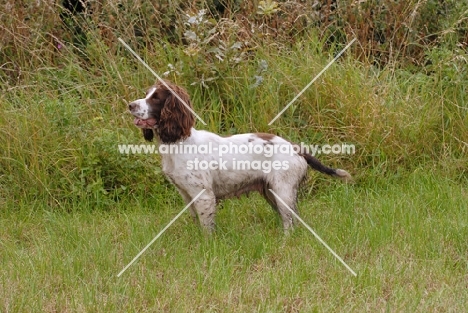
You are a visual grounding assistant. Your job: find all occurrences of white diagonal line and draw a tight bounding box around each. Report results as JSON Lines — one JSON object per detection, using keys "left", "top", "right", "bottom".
{"left": 117, "top": 189, "right": 206, "bottom": 277}
{"left": 268, "top": 38, "right": 357, "bottom": 125}
{"left": 118, "top": 38, "right": 207, "bottom": 125}
{"left": 268, "top": 189, "right": 357, "bottom": 276}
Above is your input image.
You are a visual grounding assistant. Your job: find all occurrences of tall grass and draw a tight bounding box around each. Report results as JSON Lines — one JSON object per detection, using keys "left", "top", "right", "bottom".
{"left": 1, "top": 1, "right": 467, "bottom": 205}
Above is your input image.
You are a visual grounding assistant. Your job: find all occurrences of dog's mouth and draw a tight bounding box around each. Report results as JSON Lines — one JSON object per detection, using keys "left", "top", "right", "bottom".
{"left": 133, "top": 118, "right": 158, "bottom": 129}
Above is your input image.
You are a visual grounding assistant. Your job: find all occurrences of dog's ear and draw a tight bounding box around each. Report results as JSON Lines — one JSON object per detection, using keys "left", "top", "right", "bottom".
{"left": 142, "top": 129, "right": 154, "bottom": 142}
{"left": 158, "top": 85, "right": 195, "bottom": 143}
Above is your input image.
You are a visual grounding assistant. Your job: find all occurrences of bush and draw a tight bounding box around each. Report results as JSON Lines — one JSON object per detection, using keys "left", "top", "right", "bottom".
{"left": 0, "top": 0, "right": 466, "bottom": 207}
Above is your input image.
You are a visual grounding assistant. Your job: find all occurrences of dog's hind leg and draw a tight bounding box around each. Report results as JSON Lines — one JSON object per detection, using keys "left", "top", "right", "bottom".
{"left": 267, "top": 186, "right": 299, "bottom": 232}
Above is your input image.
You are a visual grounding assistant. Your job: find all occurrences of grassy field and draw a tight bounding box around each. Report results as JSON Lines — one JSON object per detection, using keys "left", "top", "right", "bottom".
{"left": 1, "top": 1, "right": 467, "bottom": 312}
{"left": 1, "top": 170, "right": 467, "bottom": 312}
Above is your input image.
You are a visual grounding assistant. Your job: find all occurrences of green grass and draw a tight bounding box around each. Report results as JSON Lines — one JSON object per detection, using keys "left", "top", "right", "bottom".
{"left": 1, "top": 2, "right": 467, "bottom": 311}
{"left": 1, "top": 170, "right": 467, "bottom": 312}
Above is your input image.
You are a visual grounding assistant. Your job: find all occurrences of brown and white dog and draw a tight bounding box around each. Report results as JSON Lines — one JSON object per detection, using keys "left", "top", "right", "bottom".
{"left": 128, "top": 80, "right": 352, "bottom": 232}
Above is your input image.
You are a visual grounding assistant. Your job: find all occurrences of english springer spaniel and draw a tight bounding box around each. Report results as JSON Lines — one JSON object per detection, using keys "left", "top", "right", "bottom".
{"left": 128, "top": 80, "right": 352, "bottom": 232}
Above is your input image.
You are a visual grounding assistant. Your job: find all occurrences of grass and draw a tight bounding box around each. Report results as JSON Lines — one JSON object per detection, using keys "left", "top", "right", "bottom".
{"left": 1, "top": 170, "right": 467, "bottom": 312}
{"left": 1, "top": 1, "right": 467, "bottom": 312}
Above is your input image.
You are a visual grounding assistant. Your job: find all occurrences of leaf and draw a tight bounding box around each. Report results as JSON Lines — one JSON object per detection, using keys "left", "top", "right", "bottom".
{"left": 257, "top": 0, "right": 280, "bottom": 16}
{"left": 230, "top": 42, "right": 243, "bottom": 50}
{"left": 184, "top": 30, "right": 198, "bottom": 42}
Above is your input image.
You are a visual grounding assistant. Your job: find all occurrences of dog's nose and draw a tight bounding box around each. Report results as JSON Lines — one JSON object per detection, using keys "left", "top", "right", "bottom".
{"left": 128, "top": 102, "right": 136, "bottom": 111}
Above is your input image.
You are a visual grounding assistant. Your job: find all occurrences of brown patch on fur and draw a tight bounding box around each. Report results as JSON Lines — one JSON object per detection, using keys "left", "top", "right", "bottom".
{"left": 215, "top": 179, "right": 279, "bottom": 212}
{"left": 217, "top": 179, "right": 265, "bottom": 200}
{"left": 255, "top": 133, "right": 276, "bottom": 141}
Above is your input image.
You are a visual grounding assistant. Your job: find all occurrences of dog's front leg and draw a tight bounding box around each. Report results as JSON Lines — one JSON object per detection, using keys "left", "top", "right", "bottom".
{"left": 175, "top": 188, "right": 198, "bottom": 223}
{"left": 192, "top": 190, "right": 217, "bottom": 232}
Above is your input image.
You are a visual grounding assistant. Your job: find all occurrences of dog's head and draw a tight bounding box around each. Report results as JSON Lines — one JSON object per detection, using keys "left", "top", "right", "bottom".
{"left": 128, "top": 80, "right": 195, "bottom": 143}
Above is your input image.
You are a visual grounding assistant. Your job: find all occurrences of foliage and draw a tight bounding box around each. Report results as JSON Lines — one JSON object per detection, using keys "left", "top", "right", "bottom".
{"left": 0, "top": 0, "right": 467, "bottom": 206}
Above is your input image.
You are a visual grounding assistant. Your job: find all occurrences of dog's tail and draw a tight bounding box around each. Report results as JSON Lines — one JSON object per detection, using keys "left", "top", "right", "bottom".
{"left": 302, "top": 153, "right": 353, "bottom": 183}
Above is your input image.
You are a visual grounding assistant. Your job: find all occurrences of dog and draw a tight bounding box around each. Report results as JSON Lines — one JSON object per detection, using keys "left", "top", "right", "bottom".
{"left": 128, "top": 80, "right": 352, "bottom": 232}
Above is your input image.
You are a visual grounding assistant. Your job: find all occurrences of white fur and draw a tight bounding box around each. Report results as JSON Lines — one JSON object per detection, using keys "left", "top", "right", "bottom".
{"left": 156, "top": 129, "right": 308, "bottom": 231}
{"left": 130, "top": 87, "right": 156, "bottom": 119}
